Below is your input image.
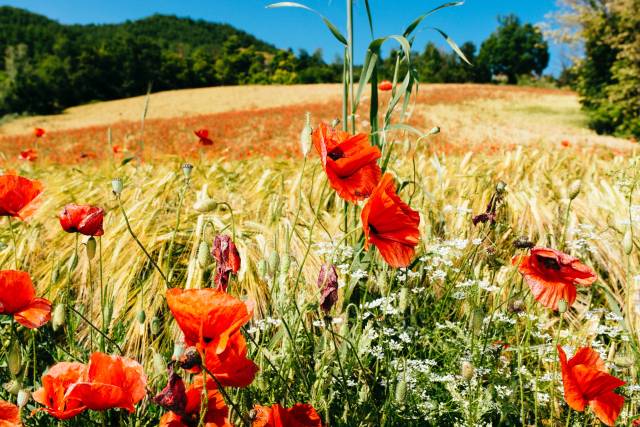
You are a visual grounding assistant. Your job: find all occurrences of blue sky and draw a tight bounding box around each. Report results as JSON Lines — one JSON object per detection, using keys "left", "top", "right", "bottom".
{"left": 1, "top": 0, "right": 565, "bottom": 74}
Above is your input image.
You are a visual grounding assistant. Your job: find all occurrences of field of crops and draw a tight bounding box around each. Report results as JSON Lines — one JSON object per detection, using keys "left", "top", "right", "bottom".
{"left": 0, "top": 82, "right": 639, "bottom": 426}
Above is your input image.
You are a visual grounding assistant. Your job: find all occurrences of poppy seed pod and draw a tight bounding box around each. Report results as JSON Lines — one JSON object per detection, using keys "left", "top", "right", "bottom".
{"left": 558, "top": 298, "right": 568, "bottom": 314}
{"left": 623, "top": 228, "right": 633, "bottom": 255}
{"left": 495, "top": 181, "right": 507, "bottom": 194}
{"left": 136, "top": 309, "right": 146, "bottom": 325}
{"left": 111, "top": 178, "right": 123, "bottom": 196}
{"left": 7, "top": 340, "right": 21, "bottom": 377}
{"left": 177, "top": 346, "right": 202, "bottom": 370}
{"left": 300, "top": 112, "right": 312, "bottom": 157}
{"left": 181, "top": 163, "right": 193, "bottom": 179}
{"left": 17, "top": 389, "right": 30, "bottom": 408}
{"left": 52, "top": 303, "right": 66, "bottom": 331}
{"left": 85, "top": 236, "right": 96, "bottom": 260}
{"left": 151, "top": 316, "right": 161, "bottom": 335}
{"left": 568, "top": 179, "right": 581, "bottom": 200}
{"left": 428, "top": 126, "right": 441, "bottom": 135}
{"left": 193, "top": 198, "right": 218, "bottom": 213}
{"left": 197, "top": 241, "right": 211, "bottom": 269}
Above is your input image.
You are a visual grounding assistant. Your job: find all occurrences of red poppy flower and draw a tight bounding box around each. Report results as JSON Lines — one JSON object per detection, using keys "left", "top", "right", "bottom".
{"left": 312, "top": 123, "right": 381, "bottom": 203}
{"left": 59, "top": 204, "right": 105, "bottom": 236}
{"left": 361, "top": 173, "right": 420, "bottom": 268}
{"left": 112, "top": 145, "right": 123, "bottom": 154}
{"left": 65, "top": 352, "right": 147, "bottom": 413}
{"left": 0, "top": 399, "right": 21, "bottom": 426}
{"left": 561, "top": 140, "right": 570, "bottom": 147}
{"left": 513, "top": 247, "right": 597, "bottom": 310}
{"left": 166, "top": 288, "right": 258, "bottom": 387}
{"left": 557, "top": 346, "right": 625, "bottom": 426}
{"left": 195, "top": 129, "right": 213, "bottom": 146}
{"left": 34, "top": 128, "right": 45, "bottom": 138}
{"left": 0, "top": 175, "right": 43, "bottom": 220}
{"left": 0, "top": 270, "right": 51, "bottom": 329}
{"left": 253, "top": 403, "right": 322, "bottom": 427}
{"left": 18, "top": 149, "right": 37, "bottom": 162}
{"left": 159, "top": 374, "right": 231, "bottom": 427}
{"left": 32, "top": 362, "right": 87, "bottom": 419}
{"left": 212, "top": 235, "right": 241, "bottom": 291}
{"left": 378, "top": 80, "right": 393, "bottom": 92}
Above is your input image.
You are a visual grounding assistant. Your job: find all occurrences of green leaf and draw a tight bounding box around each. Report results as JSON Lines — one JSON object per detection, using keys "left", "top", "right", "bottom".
{"left": 403, "top": 2, "right": 464, "bottom": 37}
{"left": 431, "top": 27, "right": 471, "bottom": 65}
{"left": 353, "top": 51, "right": 378, "bottom": 113}
{"left": 266, "top": 2, "right": 347, "bottom": 46}
{"left": 364, "top": 0, "right": 374, "bottom": 38}
{"left": 121, "top": 156, "right": 135, "bottom": 166}
{"left": 387, "top": 123, "right": 426, "bottom": 138}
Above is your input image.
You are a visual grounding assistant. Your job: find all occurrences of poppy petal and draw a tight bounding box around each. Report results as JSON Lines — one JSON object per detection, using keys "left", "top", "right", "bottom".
{"left": 557, "top": 346, "right": 587, "bottom": 412}
{"left": 572, "top": 365, "right": 625, "bottom": 401}
{"left": 0, "top": 270, "right": 35, "bottom": 314}
{"left": 589, "top": 391, "right": 625, "bottom": 427}
{"left": 14, "top": 297, "right": 51, "bottom": 329}
{"left": 0, "top": 399, "right": 21, "bottom": 426}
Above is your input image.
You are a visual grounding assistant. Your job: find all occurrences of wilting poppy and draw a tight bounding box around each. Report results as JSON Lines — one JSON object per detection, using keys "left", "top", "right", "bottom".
{"left": 513, "top": 247, "right": 597, "bottom": 310}
{"left": 317, "top": 264, "right": 338, "bottom": 312}
{"left": 153, "top": 367, "right": 188, "bottom": 415}
{"left": 32, "top": 362, "right": 87, "bottom": 419}
{"left": 0, "top": 270, "right": 51, "bottom": 329}
{"left": 312, "top": 123, "right": 381, "bottom": 203}
{"left": 252, "top": 403, "right": 322, "bottom": 427}
{"left": 361, "top": 173, "right": 420, "bottom": 268}
{"left": 59, "top": 204, "right": 105, "bottom": 236}
{"left": 18, "top": 149, "right": 37, "bottom": 162}
{"left": 195, "top": 129, "right": 213, "bottom": 146}
{"left": 0, "top": 175, "right": 43, "bottom": 220}
{"left": 212, "top": 235, "right": 241, "bottom": 291}
{"left": 158, "top": 374, "right": 231, "bottom": 427}
{"left": 65, "top": 352, "right": 147, "bottom": 413}
{"left": 34, "top": 128, "right": 45, "bottom": 138}
{"left": 0, "top": 399, "right": 21, "bottom": 426}
{"left": 166, "top": 288, "right": 258, "bottom": 387}
{"left": 378, "top": 80, "right": 393, "bottom": 92}
{"left": 557, "top": 346, "right": 625, "bottom": 426}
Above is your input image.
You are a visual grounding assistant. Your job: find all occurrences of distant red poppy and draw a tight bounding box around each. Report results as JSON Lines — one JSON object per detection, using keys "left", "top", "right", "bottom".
{"left": 34, "top": 128, "right": 45, "bottom": 138}
{"left": 557, "top": 346, "right": 625, "bottom": 426}
{"left": 312, "top": 123, "right": 381, "bottom": 203}
{"left": 0, "top": 399, "right": 21, "bottom": 426}
{"left": 361, "top": 173, "right": 420, "bottom": 268}
{"left": 194, "top": 129, "right": 213, "bottom": 146}
{"left": 0, "top": 175, "right": 43, "bottom": 220}
{"left": 0, "top": 270, "right": 51, "bottom": 329}
{"left": 32, "top": 362, "right": 87, "bottom": 419}
{"left": 212, "top": 235, "right": 241, "bottom": 291}
{"left": 59, "top": 204, "right": 105, "bottom": 236}
{"left": 561, "top": 140, "right": 570, "bottom": 147}
{"left": 253, "top": 403, "right": 323, "bottom": 427}
{"left": 112, "top": 145, "right": 123, "bottom": 154}
{"left": 65, "top": 352, "right": 147, "bottom": 413}
{"left": 378, "top": 80, "right": 393, "bottom": 92}
{"left": 513, "top": 247, "right": 596, "bottom": 310}
{"left": 18, "top": 149, "right": 37, "bottom": 162}
{"left": 158, "top": 374, "right": 231, "bottom": 427}
{"left": 166, "top": 288, "right": 258, "bottom": 387}
{"left": 78, "top": 152, "right": 97, "bottom": 160}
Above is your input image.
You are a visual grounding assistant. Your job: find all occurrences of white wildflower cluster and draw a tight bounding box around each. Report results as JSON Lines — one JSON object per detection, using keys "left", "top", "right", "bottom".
{"left": 566, "top": 223, "right": 598, "bottom": 254}
{"left": 314, "top": 240, "right": 354, "bottom": 263}
{"left": 454, "top": 278, "right": 500, "bottom": 300}
{"left": 361, "top": 293, "right": 399, "bottom": 318}
{"left": 246, "top": 317, "right": 282, "bottom": 334}
{"left": 419, "top": 238, "right": 472, "bottom": 281}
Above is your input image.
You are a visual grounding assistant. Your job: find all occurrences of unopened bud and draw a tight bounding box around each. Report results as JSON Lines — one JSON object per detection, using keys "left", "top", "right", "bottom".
{"left": 428, "top": 126, "right": 440, "bottom": 135}
{"left": 7, "top": 340, "right": 21, "bottom": 377}
{"left": 181, "top": 163, "right": 193, "bottom": 179}
{"left": 136, "top": 309, "right": 146, "bottom": 325}
{"left": 197, "top": 241, "right": 211, "bottom": 269}
{"left": 111, "top": 178, "right": 123, "bottom": 195}
{"left": 85, "top": 237, "right": 96, "bottom": 260}
{"left": 193, "top": 198, "right": 218, "bottom": 213}
{"left": 623, "top": 228, "right": 633, "bottom": 255}
{"left": 17, "top": 389, "right": 30, "bottom": 408}
{"left": 568, "top": 180, "right": 581, "bottom": 200}
{"left": 461, "top": 361, "right": 475, "bottom": 380}
{"left": 558, "top": 298, "right": 568, "bottom": 313}
{"left": 151, "top": 316, "right": 161, "bottom": 335}
{"left": 177, "top": 346, "right": 201, "bottom": 370}
{"left": 268, "top": 252, "right": 280, "bottom": 275}
{"left": 495, "top": 181, "right": 507, "bottom": 194}
{"left": 52, "top": 303, "right": 66, "bottom": 331}
{"left": 300, "top": 113, "right": 312, "bottom": 157}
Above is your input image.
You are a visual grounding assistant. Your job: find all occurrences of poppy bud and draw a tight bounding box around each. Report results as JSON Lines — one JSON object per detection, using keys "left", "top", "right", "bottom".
{"left": 111, "top": 178, "right": 123, "bottom": 196}
{"left": 268, "top": 252, "right": 280, "bottom": 275}
{"left": 85, "top": 236, "right": 96, "bottom": 260}
{"left": 300, "top": 112, "right": 312, "bottom": 157}
{"left": 52, "top": 303, "right": 66, "bottom": 331}
{"left": 558, "top": 298, "right": 568, "bottom": 313}
{"left": 318, "top": 264, "right": 339, "bottom": 313}
{"left": 197, "top": 241, "right": 211, "bottom": 269}
{"left": 3, "top": 380, "right": 21, "bottom": 395}
{"left": 17, "top": 389, "right": 30, "bottom": 408}
{"left": 495, "top": 181, "right": 507, "bottom": 194}
{"left": 568, "top": 179, "right": 581, "bottom": 200}
{"left": 7, "top": 340, "right": 21, "bottom": 377}
{"left": 177, "top": 346, "right": 201, "bottom": 370}
{"left": 395, "top": 374, "right": 407, "bottom": 403}
{"left": 151, "top": 316, "right": 161, "bottom": 335}
{"left": 193, "top": 198, "right": 218, "bottom": 213}
{"left": 257, "top": 259, "right": 267, "bottom": 278}
{"left": 461, "top": 361, "right": 475, "bottom": 380}
{"left": 136, "top": 309, "right": 146, "bottom": 325}
{"left": 428, "top": 126, "right": 440, "bottom": 135}
{"left": 67, "top": 252, "right": 79, "bottom": 271}
{"left": 330, "top": 118, "right": 340, "bottom": 128}
{"left": 181, "top": 163, "right": 193, "bottom": 179}
{"left": 623, "top": 228, "right": 633, "bottom": 255}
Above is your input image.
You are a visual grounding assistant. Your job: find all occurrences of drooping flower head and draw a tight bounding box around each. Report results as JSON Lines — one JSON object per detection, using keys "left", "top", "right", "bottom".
{"left": 361, "top": 173, "right": 420, "bottom": 268}
{"left": 0, "top": 175, "right": 43, "bottom": 220}
{"left": 194, "top": 129, "right": 213, "bottom": 146}
{"left": 513, "top": 247, "right": 597, "bottom": 310}
{"left": 158, "top": 374, "right": 231, "bottom": 427}
{"left": 312, "top": 123, "right": 381, "bottom": 203}
{"left": 32, "top": 362, "right": 87, "bottom": 419}
{"left": 252, "top": 403, "right": 323, "bottom": 427}
{"left": 557, "top": 346, "right": 625, "bottom": 426}
{"left": 0, "top": 270, "right": 51, "bottom": 329}
{"left": 59, "top": 204, "right": 105, "bottom": 236}
{"left": 317, "top": 264, "right": 338, "bottom": 313}
{"left": 0, "top": 399, "right": 21, "bottom": 426}
{"left": 212, "top": 235, "right": 241, "bottom": 291}
{"left": 34, "top": 128, "right": 45, "bottom": 138}
{"left": 166, "top": 288, "right": 258, "bottom": 387}
{"left": 378, "top": 80, "right": 393, "bottom": 92}
{"left": 18, "top": 149, "right": 37, "bottom": 162}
